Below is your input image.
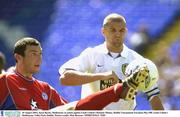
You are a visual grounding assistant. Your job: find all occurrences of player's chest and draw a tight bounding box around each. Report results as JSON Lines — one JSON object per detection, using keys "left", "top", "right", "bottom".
{"left": 93, "top": 56, "right": 130, "bottom": 79}
{"left": 8, "top": 81, "right": 49, "bottom": 110}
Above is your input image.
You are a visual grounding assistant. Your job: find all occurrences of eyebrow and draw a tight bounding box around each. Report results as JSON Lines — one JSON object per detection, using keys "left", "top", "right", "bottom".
{"left": 29, "top": 50, "right": 38, "bottom": 52}
{"left": 29, "top": 50, "right": 42, "bottom": 53}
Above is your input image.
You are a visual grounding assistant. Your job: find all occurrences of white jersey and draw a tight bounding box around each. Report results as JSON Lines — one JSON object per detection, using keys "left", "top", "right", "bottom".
{"left": 59, "top": 43, "right": 160, "bottom": 110}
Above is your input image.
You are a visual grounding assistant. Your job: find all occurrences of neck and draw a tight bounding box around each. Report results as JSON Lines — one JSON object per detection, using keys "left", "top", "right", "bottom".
{"left": 15, "top": 64, "right": 33, "bottom": 78}
{"left": 106, "top": 44, "right": 123, "bottom": 53}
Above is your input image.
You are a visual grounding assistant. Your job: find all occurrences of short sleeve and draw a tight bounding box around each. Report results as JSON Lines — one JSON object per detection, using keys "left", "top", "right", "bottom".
{"left": 0, "top": 74, "right": 9, "bottom": 108}
{"left": 49, "top": 85, "right": 68, "bottom": 109}
{"left": 59, "top": 47, "right": 93, "bottom": 75}
{"left": 144, "top": 83, "right": 160, "bottom": 101}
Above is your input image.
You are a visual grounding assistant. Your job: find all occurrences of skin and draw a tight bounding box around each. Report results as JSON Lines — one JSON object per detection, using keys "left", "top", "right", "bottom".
{"left": 102, "top": 19, "right": 127, "bottom": 53}
{"left": 150, "top": 96, "right": 164, "bottom": 110}
{"left": 14, "top": 45, "right": 42, "bottom": 78}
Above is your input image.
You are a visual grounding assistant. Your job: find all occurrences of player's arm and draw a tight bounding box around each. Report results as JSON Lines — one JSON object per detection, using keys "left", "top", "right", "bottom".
{"left": 48, "top": 85, "right": 68, "bottom": 109}
{"left": 145, "top": 85, "right": 164, "bottom": 110}
{"left": 53, "top": 66, "right": 149, "bottom": 110}
{"left": 60, "top": 70, "right": 119, "bottom": 86}
{"left": 59, "top": 48, "right": 120, "bottom": 85}
{"left": 150, "top": 95, "right": 164, "bottom": 110}
{"left": 0, "top": 74, "right": 9, "bottom": 109}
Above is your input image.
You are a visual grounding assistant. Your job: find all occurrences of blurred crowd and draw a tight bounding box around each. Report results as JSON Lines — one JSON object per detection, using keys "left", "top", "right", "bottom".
{"left": 128, "top": 23, "right": 180, "bottom": 110}
{"left": 154, "top": 39, "right": 180, "bottom": 110}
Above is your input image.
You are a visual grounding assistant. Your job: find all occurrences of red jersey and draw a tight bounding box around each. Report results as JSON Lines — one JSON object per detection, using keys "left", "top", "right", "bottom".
{"left": 0, "top": 71, "right": 67, "bottom": 110}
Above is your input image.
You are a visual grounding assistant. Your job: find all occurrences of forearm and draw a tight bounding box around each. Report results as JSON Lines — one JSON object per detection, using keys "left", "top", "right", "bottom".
{"left": 60, "top": 70, "right": 112, "bottom": 86}
{"left": 150, "top": 96, "right": 164, "bottom": 110}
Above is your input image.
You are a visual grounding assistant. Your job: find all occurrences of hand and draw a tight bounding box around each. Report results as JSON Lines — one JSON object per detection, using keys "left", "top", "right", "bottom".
{"left": 103, "top": 71, "right": 119, "bottom": 85}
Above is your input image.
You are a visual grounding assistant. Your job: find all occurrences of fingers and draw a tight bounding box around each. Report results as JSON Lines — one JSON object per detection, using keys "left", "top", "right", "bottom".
{"left": 111, "top": 71, "right": 119, "bottom": 84}
{"left": 107, "top": 77, "right": 118, "bottom": 85}
{"left": 103, "top": 71, "right": 120, "bottom": 85}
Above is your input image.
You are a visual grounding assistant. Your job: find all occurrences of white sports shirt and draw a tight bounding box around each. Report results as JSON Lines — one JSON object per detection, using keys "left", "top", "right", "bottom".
{"left": 59, "top": 43, "right": 160, "bottom": 110}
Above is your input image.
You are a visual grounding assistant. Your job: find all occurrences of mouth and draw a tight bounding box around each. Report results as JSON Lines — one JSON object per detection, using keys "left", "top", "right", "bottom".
{"left": 34, "top": 65, "right": 40, "bottom": 68}
{"left": 115, "top": 37, "right": 122, "bottom": 40}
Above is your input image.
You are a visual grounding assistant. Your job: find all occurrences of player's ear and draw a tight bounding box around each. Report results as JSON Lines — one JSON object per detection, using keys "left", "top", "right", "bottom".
{"left": 125, "top": 27, "right": 128, "bottom": 34}
{"left": 14, "top": 53, "right": 22, "bottom": 63}
{"left": 101, "top": 27, "right": 105, "bottom": 37}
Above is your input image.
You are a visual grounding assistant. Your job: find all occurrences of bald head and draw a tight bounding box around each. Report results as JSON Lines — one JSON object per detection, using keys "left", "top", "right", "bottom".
{"left": 103, "top": 13, "right": 126, "bottom": 27}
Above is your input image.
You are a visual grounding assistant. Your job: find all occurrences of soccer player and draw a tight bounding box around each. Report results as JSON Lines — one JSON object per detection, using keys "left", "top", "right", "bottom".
{"left": 0, "top": 37, "right": 148, "bottom": 110}
{"left": 59, "top": 13, "right": 164, "bottom": 110}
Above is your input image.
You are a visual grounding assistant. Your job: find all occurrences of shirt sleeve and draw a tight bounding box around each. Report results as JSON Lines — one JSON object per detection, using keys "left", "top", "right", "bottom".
{"left": 49, "top": 85, "right": 68, "bottom": 109}
{"left": 59, "top": 47, "right": 93, "bottom": 75}
{"left": 144, "top": 83, "right": 160, "bottom": 101}
{"left": 0, "top": 74, "right": 9, "bottom": 109}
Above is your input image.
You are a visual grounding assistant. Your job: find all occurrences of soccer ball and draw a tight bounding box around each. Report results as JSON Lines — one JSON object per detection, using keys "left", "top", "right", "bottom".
{"left": 125, "top": 58, "right": 159, "bottom": 92}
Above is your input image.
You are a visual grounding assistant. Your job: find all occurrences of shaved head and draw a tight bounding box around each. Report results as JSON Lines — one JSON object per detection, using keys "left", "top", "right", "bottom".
{"left": 103, "top": 13, "right": 126, "bottom": 27}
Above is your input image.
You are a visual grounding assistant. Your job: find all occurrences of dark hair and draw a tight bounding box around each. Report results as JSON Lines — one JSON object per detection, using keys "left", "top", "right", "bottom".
{"left": 14, "top": 37, "right": 41, "bottom": 56}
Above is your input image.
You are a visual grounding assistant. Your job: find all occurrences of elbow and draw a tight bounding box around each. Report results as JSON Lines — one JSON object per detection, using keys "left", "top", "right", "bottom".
{"left": 60, "top": 76, "right": 67, "bottom": 85}
{"left": 59, "top": 71, "right": 73, "bottom": 85}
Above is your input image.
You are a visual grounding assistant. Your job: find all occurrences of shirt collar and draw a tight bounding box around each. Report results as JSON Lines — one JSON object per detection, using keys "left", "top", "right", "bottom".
{"left": 14, "top": 70, "right": 35, "bottom": 82}
{"left": 100, "top": 42, "right": 129, "bottom": 58}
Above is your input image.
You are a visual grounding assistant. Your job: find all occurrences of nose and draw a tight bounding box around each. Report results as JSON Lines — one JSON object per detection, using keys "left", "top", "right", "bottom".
{"left": 115, "top": 31, "right": 122, "bottom": 37}
{"left": 115, "top": 33, "right": 121, "bottom": 39}
{"left": 37, "top": 54, "right": 42, "bottom": 63}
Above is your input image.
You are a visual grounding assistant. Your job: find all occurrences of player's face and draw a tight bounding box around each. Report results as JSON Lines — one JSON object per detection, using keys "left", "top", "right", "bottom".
{"left": 102, "top": 21, "right": 127, "bottom": 50}
{"left": 22, "top": 45, "right": 42, "bottom": 74}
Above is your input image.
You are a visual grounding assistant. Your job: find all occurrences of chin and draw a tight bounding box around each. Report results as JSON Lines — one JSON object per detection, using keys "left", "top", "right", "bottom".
{"left": 32, "top": 69, "right": 40, "bottom": 73}
{"left": 114, "top": 43, "right": 122, "bottom": 48}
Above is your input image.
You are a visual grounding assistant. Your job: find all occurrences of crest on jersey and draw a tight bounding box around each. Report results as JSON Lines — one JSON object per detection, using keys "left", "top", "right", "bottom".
{"left": 121, "top": 63, "right": 128, "bottom": 75}
{"left": 42, "top": 92, "right": 48, "bottom": 101}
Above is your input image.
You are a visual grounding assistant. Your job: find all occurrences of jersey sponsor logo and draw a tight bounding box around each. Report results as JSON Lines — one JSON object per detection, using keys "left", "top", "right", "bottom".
{"left": 121, "top": 63, "right": 128, "bottom": 75}
{"left": 100, "top": 79, "right": 114, "bottom": 90}
{"left": 42, "top": 92, "right": 48, "bottom": 101}
{"left": 30, "top": 99, "right": 38, "bottom": 110}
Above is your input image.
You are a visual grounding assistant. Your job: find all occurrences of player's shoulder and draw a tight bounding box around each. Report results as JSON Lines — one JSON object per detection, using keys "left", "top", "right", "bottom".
{"left": 0, "top": 73, "right": 6, "bottom": 80}
{"left": 35, "top": 79, "right": 55, "bottom": 91}
{"left": 35, "top": 79, "right": 49, "bottom": 86}
{"left": 0, "top": 72, "right": 16, "bottom": 80}
{"left": 125, "top": 45, "right": 144, "bottom": 59}
{"left": 80, "top": 43, "right": 104, "bottom": 55}
{"left": 0, "top": 73, "right": 5, "bottom": 77}
{"left": 90, "top": 43, "right": 107, "bottom": 54}
{"left": 0, "top": 73, "right": 14, "bottom": 87}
